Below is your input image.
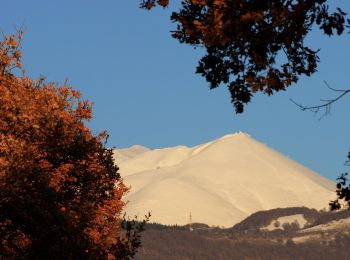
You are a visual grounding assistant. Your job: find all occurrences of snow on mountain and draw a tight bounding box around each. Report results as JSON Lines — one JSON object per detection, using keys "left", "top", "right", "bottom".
{"left": 300, "top": 217, "right": 350, "bottom": 233}
{"left": 113, "top": 132, "right": 335, "bottom": 227}
{"left": 113, "top": 145, "right": 149, "bottom": 163}
{"left": 261, "top": 214, "right": 308, "bottom": 231}
{"left": 293, "top": 215, "right": 350, "bottom": 244}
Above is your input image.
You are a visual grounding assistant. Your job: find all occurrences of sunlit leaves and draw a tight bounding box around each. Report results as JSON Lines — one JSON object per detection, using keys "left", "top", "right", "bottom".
{"left": 0, "top": 33, "right": 142, "bottom": 259}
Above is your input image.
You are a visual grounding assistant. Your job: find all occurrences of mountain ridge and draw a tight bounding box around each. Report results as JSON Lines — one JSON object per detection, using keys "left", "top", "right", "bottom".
{"left": 113, "top": 132, "right": 335, "bottom": 227}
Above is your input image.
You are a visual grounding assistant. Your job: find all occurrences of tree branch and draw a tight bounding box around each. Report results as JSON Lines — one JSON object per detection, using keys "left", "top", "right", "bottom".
{"left": 290, "top": 81, "right": 350, "bottom": 119}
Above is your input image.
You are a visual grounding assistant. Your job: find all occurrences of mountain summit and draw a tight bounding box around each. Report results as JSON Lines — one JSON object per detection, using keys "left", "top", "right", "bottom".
{"left": 114, "top": 133, "right": 334, "bottom": 227}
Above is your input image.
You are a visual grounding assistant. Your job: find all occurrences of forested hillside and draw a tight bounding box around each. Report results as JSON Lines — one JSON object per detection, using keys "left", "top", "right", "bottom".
{"left": 135, "top": 207, "right": 350, "bottom": 259}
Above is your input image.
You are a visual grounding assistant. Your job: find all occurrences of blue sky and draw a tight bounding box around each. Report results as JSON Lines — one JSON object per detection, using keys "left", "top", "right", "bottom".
{"left": 2, "top": 0, "right": 350, "bottom": 180}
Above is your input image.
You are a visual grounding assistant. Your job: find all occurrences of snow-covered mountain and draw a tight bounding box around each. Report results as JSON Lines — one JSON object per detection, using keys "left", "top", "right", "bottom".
{"left": 113, "top": 132, "right": 335, "bottom": 227}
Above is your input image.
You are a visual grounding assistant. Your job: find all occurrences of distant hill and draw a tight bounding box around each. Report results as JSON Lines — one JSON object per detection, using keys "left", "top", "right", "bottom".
{"left": 134, "top": 207, "right": 350, "bottom": 260}
{"left": 230, "top": 207, "right": 320, "bottom": 234}
{"left": 114, "top": 132, "right": 335, "bottom": 227}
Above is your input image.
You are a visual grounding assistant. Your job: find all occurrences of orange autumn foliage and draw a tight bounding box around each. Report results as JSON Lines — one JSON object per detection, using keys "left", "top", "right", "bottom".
{"left": 0, "top": 33, "right": 141, "bottom": 259}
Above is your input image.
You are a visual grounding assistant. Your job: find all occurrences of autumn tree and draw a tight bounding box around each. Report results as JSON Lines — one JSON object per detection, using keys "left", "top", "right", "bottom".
{"left": 329, "top": 153, "right": 350, "bottom": 211}
{"left": 140, "top": 0, "right": 347, "bottom": 113}
{"left": 0, "top": 33, "right": 145, "bottom": 259}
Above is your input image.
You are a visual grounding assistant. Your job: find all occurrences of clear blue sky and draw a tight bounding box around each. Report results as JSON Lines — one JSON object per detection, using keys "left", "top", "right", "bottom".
{"left": 2, "top": 0, "right": 350, "bottom": 180}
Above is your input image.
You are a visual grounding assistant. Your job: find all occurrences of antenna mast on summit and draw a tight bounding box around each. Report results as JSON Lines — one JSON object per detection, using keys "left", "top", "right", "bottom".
{"left": 189, "top": 212, "right": 193, "bottom": 231}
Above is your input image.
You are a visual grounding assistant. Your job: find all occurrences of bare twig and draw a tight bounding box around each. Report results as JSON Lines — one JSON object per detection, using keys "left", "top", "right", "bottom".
{"left": 290, "top": 81, "right": 350, "bottom": 119}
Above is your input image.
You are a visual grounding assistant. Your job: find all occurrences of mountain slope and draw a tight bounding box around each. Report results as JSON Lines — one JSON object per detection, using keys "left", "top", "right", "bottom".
{"left": 114, "top": 133, "right": 335, "bottom": 227}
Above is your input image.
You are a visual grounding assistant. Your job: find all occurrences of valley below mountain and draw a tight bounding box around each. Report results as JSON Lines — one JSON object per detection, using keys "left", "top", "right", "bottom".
{"left": 135, "top": 207, "right": 350, "bottom": 259}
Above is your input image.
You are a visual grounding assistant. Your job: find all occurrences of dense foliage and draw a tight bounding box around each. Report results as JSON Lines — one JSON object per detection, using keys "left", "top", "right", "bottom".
{"left": 137, "top": 224, "right": 350, "bottom": 259}
{"left": 330, "top": 151, "right": 350, "bottom": 211}
{"left": 136, "top": 207, "right": 350, "bottom": 259}
{"left": 141, "top": 0, "right": 347, "bottom": 113}
{"left": 0, "top": 33, "right": 143, "bottom": 259}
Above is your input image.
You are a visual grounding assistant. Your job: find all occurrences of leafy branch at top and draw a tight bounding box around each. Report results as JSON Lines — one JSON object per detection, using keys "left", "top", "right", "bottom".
{"left": 140, "top": 0, "right": 348, "bottom": 113}
{"left": 290, "top": 81, "right": 350, "bottom": 120}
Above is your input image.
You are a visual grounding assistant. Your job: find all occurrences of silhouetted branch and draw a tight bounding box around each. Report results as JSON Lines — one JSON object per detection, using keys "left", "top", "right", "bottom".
{"left": 290, "top": 81, "right": 350, "bottom": 119}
